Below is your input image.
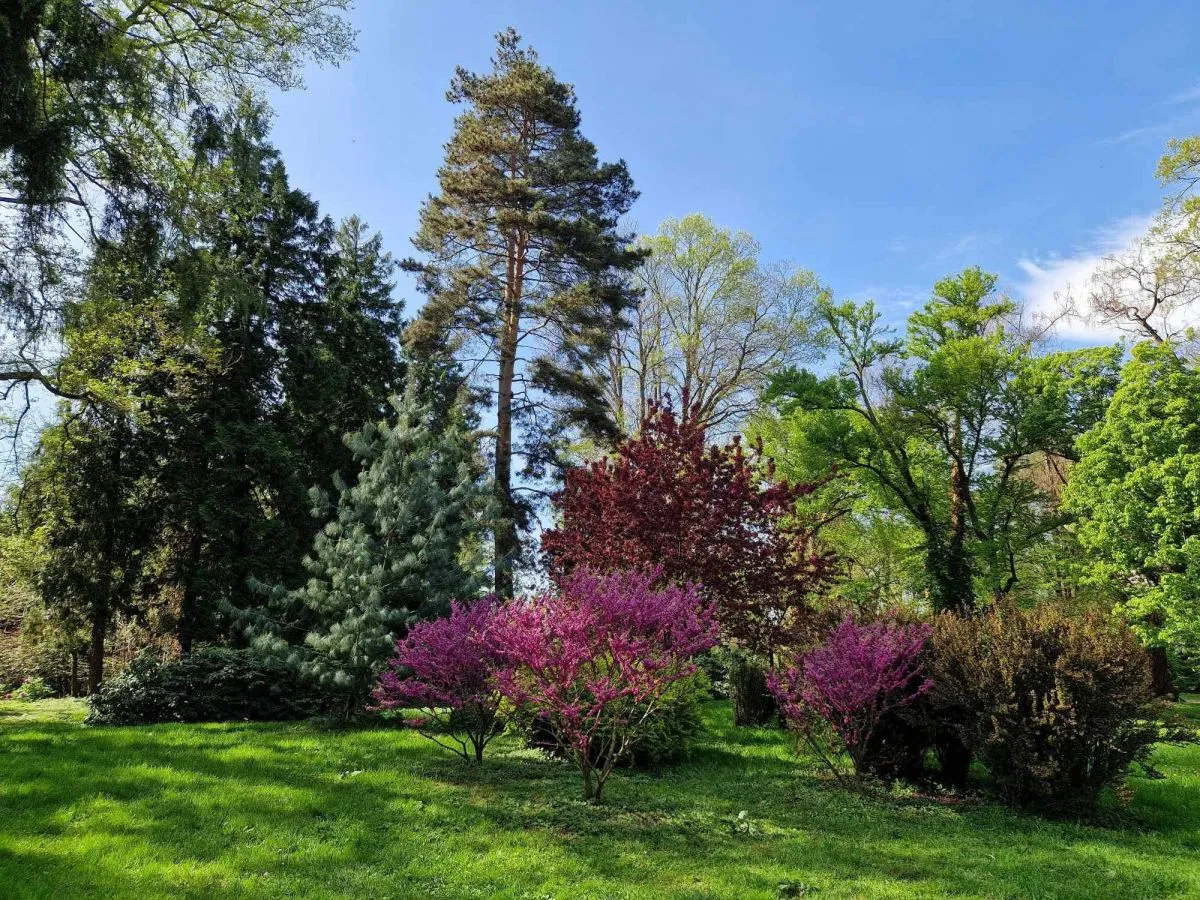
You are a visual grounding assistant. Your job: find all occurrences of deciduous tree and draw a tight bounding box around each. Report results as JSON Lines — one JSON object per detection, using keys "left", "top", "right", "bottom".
{"left": 541, "top": 403, "right": 834, "bottom": 657}
{"left": 1064, "top": 341, "right": 1200, "bottom": 693}
{"left": 602, "top": 214, "right": 825, "bottom": 435}
{"left": 766, "top": 268, "right": 1121, "bottom": 612}
{"left": 373, "top": 598, "right": 506, "bottom": 763}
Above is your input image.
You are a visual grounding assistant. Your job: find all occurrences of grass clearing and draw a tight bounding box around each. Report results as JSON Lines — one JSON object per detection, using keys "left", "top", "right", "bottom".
{"left": 1, "top": 698, "right": 1198, "bottom": 898}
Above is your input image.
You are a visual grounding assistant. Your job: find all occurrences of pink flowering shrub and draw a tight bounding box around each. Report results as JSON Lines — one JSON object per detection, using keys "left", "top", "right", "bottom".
{"left": 494, "top": 567, "right": 718, "bottom": 801}
{"left": 770, "top": 616, "right": 932, "bottom": 781}
{"left": 372, "top": 598, "right": 506, "bottom": 762}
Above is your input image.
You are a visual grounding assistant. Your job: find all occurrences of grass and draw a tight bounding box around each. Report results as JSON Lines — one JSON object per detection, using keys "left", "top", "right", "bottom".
{"left": 1, "top": 698, "right": 1198, "bottom": 899}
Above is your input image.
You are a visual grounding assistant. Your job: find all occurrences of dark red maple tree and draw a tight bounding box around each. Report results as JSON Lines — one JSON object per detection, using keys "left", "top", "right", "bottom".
{"left": 541, "top": 403, "right": 836, "bottom": 657}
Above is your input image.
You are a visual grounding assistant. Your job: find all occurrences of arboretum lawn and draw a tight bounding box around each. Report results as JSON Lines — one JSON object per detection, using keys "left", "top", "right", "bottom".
{"left": 1, "top": 701, "right": 1198, "bottom": 900}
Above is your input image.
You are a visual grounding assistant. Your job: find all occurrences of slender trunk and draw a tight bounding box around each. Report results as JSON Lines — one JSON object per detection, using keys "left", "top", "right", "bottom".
{"left": 926, "top": 420, "right": 974, "bottom": 619}
{"left": 178, "top": 526, "right": 203, "bottom": 656}
{"left": 87, "top": 604, "right": 107, "bottom": 694}
{"left": 493, "top": 236, "right": 524, "bottom": 601}
{"left": 580, "top": 756, "right": 597, "bottom": 801}
{"left": 70, "top": 650, "right": 79, "bottom": 697}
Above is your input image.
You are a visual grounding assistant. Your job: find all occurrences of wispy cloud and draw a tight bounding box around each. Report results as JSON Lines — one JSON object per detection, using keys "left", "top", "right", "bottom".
{"left": 930, "top": 231, "right": 1002, "bottom": 265}
{"left": 1094, "top": 122, "right": 1175, "bottom": 146}
{"left": 853, "top": 283, "right": 928, "bottom": 317}
{"left": 1167, "top": 83, "right": 1200, "bottom": 106}
{"left": 1013, "top": 214, "right": 1154, "bottom": 341}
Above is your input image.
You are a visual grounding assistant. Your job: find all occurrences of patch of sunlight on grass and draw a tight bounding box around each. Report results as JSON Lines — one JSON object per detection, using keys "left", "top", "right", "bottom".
{"left": 2, "top": 697, "right": 1199, "bottom": 898}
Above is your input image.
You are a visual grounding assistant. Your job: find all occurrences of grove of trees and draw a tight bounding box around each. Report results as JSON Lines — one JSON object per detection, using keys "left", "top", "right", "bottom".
{"left": 1, "top": 17, "right": 1197, "bottom": 814}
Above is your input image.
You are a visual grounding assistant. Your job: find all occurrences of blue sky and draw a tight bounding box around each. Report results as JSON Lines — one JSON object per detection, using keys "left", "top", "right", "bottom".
{"left": 268, "top": 0, "right": 1200, "bottom": 340}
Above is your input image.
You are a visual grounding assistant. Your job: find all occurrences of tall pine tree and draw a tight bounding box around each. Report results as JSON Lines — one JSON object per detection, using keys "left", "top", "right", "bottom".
{"left": 252, "top": 377, "right": 492, "bottom": 716}
{"left": 405, "top": 28, "right": 643, "bottom": 598}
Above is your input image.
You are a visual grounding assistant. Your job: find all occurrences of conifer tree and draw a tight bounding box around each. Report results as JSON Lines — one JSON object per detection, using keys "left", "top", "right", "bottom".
{"left": 405, "top": 28, "right": 643, "bottom": 598}
{"left": 253, "top": 378, "right": 491, "bottom": 716}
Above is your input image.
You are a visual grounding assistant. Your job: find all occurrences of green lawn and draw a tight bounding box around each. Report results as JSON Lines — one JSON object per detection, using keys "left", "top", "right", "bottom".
{"left": 1, "top": 698, "right": 1198, "bottom": 899}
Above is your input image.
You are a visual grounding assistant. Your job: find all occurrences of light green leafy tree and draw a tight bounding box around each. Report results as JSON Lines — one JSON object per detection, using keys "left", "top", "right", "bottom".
{"left": 603, "top": 214, "right": 825, "bottom": 435}
{"left": 766, "top": 267, "right": 1121, "bottom": 613}
{"left": 1065, "top": 341, "right": 1200, "bottom": 687}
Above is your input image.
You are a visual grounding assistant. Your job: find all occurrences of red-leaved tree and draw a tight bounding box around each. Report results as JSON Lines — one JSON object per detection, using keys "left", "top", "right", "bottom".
{"left": 769, "top": 616, "right": 932, "bottom": 781}
{"left": 372, "top": 598, "right": 506, "bottom": 762}
{"left": 494, "top": 567, "right": 718, "bottom": 801}
{"left": 541, "top": 403, "right": 835, "bottom": 657}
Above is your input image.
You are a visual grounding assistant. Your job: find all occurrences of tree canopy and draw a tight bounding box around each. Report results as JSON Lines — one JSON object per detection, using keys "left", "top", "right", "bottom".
{"left": 766, "top": 268, "right": 1121, "bottom": 612}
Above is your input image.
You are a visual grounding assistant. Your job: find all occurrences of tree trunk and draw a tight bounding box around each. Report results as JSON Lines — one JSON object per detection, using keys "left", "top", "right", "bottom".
{"left": 925, "top": 541, "right": 974, "bottom": 615}
{"left": 494, "top": 319, "right": 518, "bottom": 601}
{"left": 177, "top": 526, "right": 203, "bottom": 656}
{"left": 1147, "top": 646, "right": 1175, "bottom": 697}
{"left": 943, "top": 420, "right": 975, "bottom": 614}
{"left": 87, "top": 604, "right": 107, "bottom": 694}
{"left": 493, "top": 238, "right": 524, "bottom": 601}
{"left": 580, "top": 757, "right": 597, "bottom": 801}
{"left": 730, "top": 655, "right": 776, "bottom": 726}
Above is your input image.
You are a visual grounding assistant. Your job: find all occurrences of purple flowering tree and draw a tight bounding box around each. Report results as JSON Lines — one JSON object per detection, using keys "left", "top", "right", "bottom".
{"left": 770, "top": 616, "right": 931, "bottom": 780}
{"left": 494, "top": 568, "right": 719, "bottom": 801}
{"left": 373, "top": 598, "right": 506, "bottom": 762}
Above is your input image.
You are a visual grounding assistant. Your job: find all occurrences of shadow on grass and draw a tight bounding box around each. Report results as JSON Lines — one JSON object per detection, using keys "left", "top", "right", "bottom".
{"left": 1, "top": 702, "right": 1198, "bottom": 898}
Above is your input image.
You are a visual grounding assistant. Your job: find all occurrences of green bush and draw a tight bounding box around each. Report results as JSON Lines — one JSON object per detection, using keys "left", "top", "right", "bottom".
{"left": 519, "top": 673, "right": 709, "bottom": 769}
{"left": 85, "top": 648, "right": 330, "bottom": 725}
{"left": 728, "top": 651, "right": 776, "bottom": 727}
{"left": 10, "top": 676, "right": 54, "bottom": 702}
{"left": 1169, "top": 648, "right": 1200, "bottom": 695}
{"left": 928, "top": 605, "right": 1160, "bottom": 815}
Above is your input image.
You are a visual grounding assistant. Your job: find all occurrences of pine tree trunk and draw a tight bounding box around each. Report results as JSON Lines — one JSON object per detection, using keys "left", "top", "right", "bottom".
{"left": 493, "top": 237, "right": 524, "bottom": 601}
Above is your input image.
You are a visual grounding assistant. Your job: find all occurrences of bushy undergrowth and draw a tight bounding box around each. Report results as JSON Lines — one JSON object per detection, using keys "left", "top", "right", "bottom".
{"left": 85, "top": 648, "right": 329, "bottom": 725}
{"left": 9, "top": 676, "right": 54, "bottom": 702}
{"left": 770, "top": 616, "right": 931, "bottom": 781}
{"left": 519, "top": 673, "right": 710, "bottom": 769}
{"left": 926, "top": 605, "right": 1160, "bottom": 815}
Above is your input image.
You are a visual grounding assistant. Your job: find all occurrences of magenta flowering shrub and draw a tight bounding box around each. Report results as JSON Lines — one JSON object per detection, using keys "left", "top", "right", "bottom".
{"left": 494, "top": 567, "right": 718, "bottom": 801}
{"left": 770, "top": 616, "right": 932, "bottom": 780}
{"left": 373, "top": 598, "right": 505, "bottom": 762}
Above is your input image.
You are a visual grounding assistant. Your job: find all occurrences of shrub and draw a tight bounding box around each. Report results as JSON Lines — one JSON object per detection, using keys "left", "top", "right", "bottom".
{"left": 372, "top": 598, "right": 506, "bottom": 763}
{"left": 495, "top": 567, "right": 719, "bottom": 801}
{"left": 728, "top": 651, "right": 776, "bottom": 727}
{"left": 770, "top": 616, "right": 931, "bottom": 781}
{"left": 519, "top": 673, "right": 710, "bottom": 769}
{"left": 11, "top": 676, "right": 54, "bottom": 702}
{"left": 85, "top": 648, "right": 329, "bottom": 725}
{"left": 928, "top": 605, "right": 1160, "bottom": 815}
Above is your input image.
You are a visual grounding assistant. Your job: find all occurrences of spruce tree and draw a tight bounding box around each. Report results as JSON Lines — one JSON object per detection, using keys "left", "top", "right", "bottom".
{"left": 405, "top": 28, "right": 643, "bottom": 598}
{"left": 253, "top": 378, "right": 491, "bottom": 716}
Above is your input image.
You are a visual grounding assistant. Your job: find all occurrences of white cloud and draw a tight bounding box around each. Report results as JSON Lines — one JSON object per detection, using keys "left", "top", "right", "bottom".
{"left": 1094, "top": 123, "right": 1174, "bottom": 146}
{"left": 1167, "top": 84, "right": 1200, "bottom": 106}
{"left": 1013, "top": 214, "right": 1155, "bottom": 342}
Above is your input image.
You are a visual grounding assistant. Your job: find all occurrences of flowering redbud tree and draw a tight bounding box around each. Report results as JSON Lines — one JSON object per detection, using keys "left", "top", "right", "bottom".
{"left": 372, "top": 598, "right": 506, "bottom": 763}
{"left": 495, "top": 568, "right": 719, "bottom": 801}
{"left": 769, "top": 616, "right": 931, "bottom": 781}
